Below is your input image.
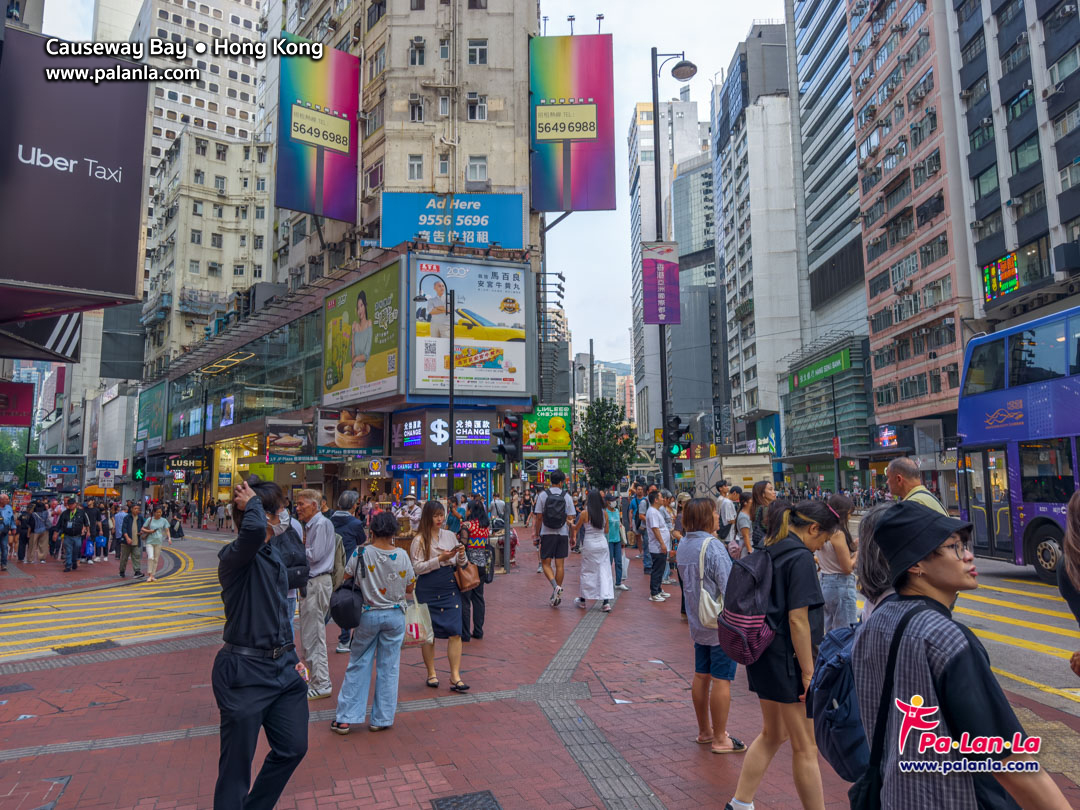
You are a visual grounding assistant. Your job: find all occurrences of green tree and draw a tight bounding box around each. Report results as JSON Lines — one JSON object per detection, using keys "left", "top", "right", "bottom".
{"left": 0, "top": 429, "right": 44, "bottom": 488}
{"left": 574, "top": 398, "right": 637, "bottom": 490}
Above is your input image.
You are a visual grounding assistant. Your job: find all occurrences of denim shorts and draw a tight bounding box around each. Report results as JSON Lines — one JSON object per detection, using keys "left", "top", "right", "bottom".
{"left": 694, "top": 643, "right": 737, "bottom": 681}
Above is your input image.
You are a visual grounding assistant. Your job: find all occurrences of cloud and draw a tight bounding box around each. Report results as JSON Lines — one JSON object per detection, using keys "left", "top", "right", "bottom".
{"left": 42, "top": 0, "right": 94, "bottom": 40}
{"left": 536, "top": 0, "right": 784, "bottom": 366}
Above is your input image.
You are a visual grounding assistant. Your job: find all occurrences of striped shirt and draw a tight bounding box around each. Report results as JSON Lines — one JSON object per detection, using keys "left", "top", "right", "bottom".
{"left": 852, "top": 595, "right": 1024, "bottom": 809}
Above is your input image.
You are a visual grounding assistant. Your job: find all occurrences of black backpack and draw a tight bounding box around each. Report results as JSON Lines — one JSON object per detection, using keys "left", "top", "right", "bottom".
{"left": 541, "top": 489, "right": 567, "bottom": 530}
{"left": 272, "top": 526, "right": 309, "bottom": 591}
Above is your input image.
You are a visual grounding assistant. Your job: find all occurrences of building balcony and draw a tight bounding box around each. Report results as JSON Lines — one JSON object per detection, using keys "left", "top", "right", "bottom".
{"left": 139, "top": 292, "right": 172, "bottom": 325}
{"left": 734, "top": 298, "right": 755, "bottom": 320}
{"left": 176, "top": 287, "right": 227, "bottom": 316}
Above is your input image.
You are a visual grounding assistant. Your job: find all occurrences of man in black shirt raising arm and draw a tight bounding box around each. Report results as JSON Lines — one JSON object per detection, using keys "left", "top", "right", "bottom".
{"left": 213, "top": 479, "right": 308, "bottom": 810}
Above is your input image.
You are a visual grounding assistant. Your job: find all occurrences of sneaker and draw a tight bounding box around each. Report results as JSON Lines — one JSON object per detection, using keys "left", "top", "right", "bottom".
{"left": 335, "top": 643, "right": 351, "bottom": 654}
{"left": 536, "top": 564, "right": 543, "bottom": 573}
{"left": 134, "top": 572, "right": 144, "bottom": 578}
{"left": 87, "top": 559, "right": 94, "bottom": 565}
{"left": 575, "top": 597, "right": 587, "bottom": 609}
{"left": 602, "top": 601, "right": 611, "bottom": 613}
{"left": 39, "top": 560, "right": 46, "bottom": 564}
{"left": 649, "top": 594, "right": 666, "bottom": 602}
{"left": 615, "top": 583, "right": 630, "bottom": 591}
{"left": 119, "top": 571, "right": 126, "bottom": 578}
{"left": 660, "top": 590, "right": 672, "bottom": 597}
{"left": 662, "top": 578, "right": 676, "bottom": 585}
{"left": 551, "top": 585, "right": 563, "bottom": 607}
{"left": 307, "top": 688, "right": 332, "bottom": 701}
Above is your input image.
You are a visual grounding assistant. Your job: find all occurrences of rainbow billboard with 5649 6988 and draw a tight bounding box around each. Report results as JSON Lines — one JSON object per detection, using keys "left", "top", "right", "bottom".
{"left": 529, "top": 35, "right": 615, "bottom": 212}
{"left": 275, "top": 33, "right": 359, "bottom": 223}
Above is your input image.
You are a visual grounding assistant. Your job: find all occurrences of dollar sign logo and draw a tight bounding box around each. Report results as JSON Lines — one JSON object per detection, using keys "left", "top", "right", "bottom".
{"left": 429, "top": 419, "right": 450, "bottom": 446}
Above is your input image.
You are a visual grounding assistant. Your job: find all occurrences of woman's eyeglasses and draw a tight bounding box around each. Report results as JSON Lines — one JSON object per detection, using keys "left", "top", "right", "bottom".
{"left": 938, "top": 539, "right": 972, "bottom": 560}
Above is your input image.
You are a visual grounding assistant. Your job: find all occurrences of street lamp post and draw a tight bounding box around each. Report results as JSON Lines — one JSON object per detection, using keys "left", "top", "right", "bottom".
{"left": 22, "top": 409, "right": 49, "bottom": 488}
{"left": 447, "top": 289, "right": 456, "bottom": 504}
{"left": 650, "top": 46, "right": 697, "bottom": 491}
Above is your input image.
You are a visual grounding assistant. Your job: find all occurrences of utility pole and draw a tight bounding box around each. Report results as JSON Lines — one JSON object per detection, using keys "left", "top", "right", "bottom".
{"left": 589, "top": 338, "right": 594, "bottom": 403}
{"left": 447, "top": 289, "right": 456, "bottom": 504}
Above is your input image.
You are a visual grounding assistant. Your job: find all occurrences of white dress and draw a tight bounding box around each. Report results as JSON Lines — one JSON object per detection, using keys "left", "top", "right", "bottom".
{"left": 579, "top": 520, "right": 614, "bottom": 601}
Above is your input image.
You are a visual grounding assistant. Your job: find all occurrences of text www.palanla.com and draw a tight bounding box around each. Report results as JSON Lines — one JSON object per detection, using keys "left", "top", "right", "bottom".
{"left": 898, "top": 758, "right": 1042, "bottom": 775}
{"left": 44, "top": 65, "right": 201, "bottom": 84}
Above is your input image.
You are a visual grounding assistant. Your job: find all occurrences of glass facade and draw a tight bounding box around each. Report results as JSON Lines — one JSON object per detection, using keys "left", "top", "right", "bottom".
{"left": 167, "top": 309, "right": 323, "bottom": 441}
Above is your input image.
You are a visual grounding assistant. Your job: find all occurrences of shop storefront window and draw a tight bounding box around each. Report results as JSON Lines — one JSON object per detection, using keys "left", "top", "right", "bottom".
{"left": 168, "top": 309, "right": 323, "bottom": 440}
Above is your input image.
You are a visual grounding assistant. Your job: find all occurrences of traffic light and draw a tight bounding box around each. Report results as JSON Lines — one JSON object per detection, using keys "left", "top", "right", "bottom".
{"left": 132, "top": 457, "right": 147, "bottom": 481}
{"left": 666, "top": 416, "right": 690, "bottom": 457}
{"left": 502, "top": 411, "right": 522, "bottom": 462}
{"left": 490, "top": 411, "right": 523, "bottom": 462}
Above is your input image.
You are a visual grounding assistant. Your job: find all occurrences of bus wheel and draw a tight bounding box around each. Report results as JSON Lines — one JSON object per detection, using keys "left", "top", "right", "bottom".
{"left": 1029, "top": 525, "right": 1063, "bottom": 585}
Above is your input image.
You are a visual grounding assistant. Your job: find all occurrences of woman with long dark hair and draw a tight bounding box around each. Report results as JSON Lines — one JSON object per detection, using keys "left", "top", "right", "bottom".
{"left": 349, "top": 291, "right": 372, "bottom": 389}
{"left": 749, "top": 480, "right": 776, "bottom": 552}
{"left": 727, "top": 499, "right": 840, "bottom": 810}
{"left": 572, "top": 489, "right": 615, "bottom": 612}
{"left": 409, "top": 500, "right": 469, "bottom": 692}
{"left": 817, "top": 493, "right": 858, "bottom": 632}
{"left": 461, "top": 499, "right": 490, "bottom": 641}
{"left": 734, "top": 490, "right": 754, "bottom": 558}
{"left": 1061, "top": 491, "right": 1080, "bottom": 678}
{"left": 853, "top": 503, "right": 893, "bottom": 623}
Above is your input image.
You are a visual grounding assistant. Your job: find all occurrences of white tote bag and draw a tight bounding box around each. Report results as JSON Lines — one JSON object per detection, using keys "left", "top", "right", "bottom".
{"left": 697, "top": 537, "right": 723, "bottom": 629}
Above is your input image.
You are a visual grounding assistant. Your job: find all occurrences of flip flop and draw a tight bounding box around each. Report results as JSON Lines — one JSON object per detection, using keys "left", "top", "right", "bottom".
{"left": 695, "top": 735, "right": 714, "bottom": 745}
{"left": 711, "top": 737, "right": 747, "bottom": 754}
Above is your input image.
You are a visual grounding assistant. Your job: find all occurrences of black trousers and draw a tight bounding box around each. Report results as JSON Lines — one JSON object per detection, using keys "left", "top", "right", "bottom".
{"left": 212, "top": 650, "right": 308, "bottom": 810}
{"left": 650, "top": 553, "right": 667, "bottom": 596}
{"left": 460, "top": 573, "right": 485, "bottom": 640}
{"left": 17, "top": 534, "right": 28, "bottom": 562}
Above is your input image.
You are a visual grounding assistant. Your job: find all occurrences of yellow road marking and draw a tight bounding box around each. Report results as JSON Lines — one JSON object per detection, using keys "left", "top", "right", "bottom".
{"left": 969, "top": 628, "right": 1073, "bottom": 660}
{"left": 975, "top": 583, "right": 1065, "bottom": 603}
{"left": 957, "top": 592, "right": 1077, "bottom": 621}
{"left": 953, "top": 606, "right": 1080, "bottom": 640}
{"left": 1002, "top": 578, "right": 1059, "bottom": 590}
{"left": 8, "top": 572, "right": 219, "bottom": 606}
{"left": 0, "top": 614, "right": 225, "bottom": 648}
{"left": 991, "top": 667, "right": 1080, "bottom": 705}
{"left": 0, "top": 617, "right": 224, "bottom": 662}
{"left": 0, "top": 599, "right": 222, "bottom": 629}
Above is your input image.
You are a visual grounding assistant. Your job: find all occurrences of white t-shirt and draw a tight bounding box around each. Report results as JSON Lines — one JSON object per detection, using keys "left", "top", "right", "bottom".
{"left": 719, "top": 497, "right": 737, "bottom": 531}
{"left": 645, "top": 506, "right": 671, "bottom": 554}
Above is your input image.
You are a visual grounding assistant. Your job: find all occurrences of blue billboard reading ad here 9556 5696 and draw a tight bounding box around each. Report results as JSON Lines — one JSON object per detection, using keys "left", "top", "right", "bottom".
{"left": 380, "top": 193, "right": 525, "bottom": 250}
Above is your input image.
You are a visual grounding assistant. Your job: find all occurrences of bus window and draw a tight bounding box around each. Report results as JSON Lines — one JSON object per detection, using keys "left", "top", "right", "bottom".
{"left": 962, "top": 340, "right": 1005, "bottom": 395}
{"left": 1019, "top": 439, "right": 1074, "bottom": 503}
{"left": 1008, "top": 320, "right": 1066, "bottom": 386}
{"left": 1068, "top": 316, "right": 1080, "bottom": 375}
{"left": 964, "top": 450, "right": 989, "bottom": 550}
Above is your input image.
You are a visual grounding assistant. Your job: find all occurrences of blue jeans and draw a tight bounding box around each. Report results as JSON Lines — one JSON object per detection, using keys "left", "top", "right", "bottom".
{"left": 820, "top": 573, "right": 858, "bottom": 632}
{"left": 335, "top": 608, "right": 406, "bottom": 727}
{"left": 0, "top": 531, "right": 7, "bottom": 566}
{"left": 63, "top": 535, "right": 81, "bottom": 569}
{"left": 607, "top": 541, "right": 622, "bottom": 586}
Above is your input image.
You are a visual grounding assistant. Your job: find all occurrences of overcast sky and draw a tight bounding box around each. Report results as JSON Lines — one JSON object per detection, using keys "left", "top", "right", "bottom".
{"left": 40, "top": 0, "right": 785, "bottom": 366}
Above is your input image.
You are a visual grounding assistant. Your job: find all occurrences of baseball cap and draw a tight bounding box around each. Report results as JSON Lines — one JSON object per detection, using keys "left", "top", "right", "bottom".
{"left": 873, "top": 501, "right": 973, "bottom": 584}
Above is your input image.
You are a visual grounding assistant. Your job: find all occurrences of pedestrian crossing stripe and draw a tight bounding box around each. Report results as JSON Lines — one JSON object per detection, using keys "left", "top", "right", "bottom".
{"left": 958, "top": 592, "right": 1076, "bottom": 621}
{"left": 975, "top": 583, "right": 1066, "bottom": 602}
{"left": 992, "top": 666, "right": 1080, "bottom": 705}
{"left": 0, "top": 598, "right": 222, "bottom": 630}
{"left": 1, "top": 618, "right": 224, "bottom": 661}
{"left": 953, "top": 605, "right": 1080, "bottom": 640}
{"left": 1002, "top": 578, "right": 1060, "bottom": 590}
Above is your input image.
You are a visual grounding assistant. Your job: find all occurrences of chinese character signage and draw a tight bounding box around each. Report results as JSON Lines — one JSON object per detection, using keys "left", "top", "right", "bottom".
{"left": 0, "top": 381, "right": 35, "bottom": 427}
{"left": 410, "top": 256, "right": 530, "bottom": 395}
{"left": 380, "top": 193, "right": 525, "bottom": 249}
{"left": 788, "top": 348, "right": 851, "bottom": 392}
{"left": 316, "top": 409, "right": 385, "bottom": 457}
{"left": 323, "top": 261, "right": 401, "bottom": 405}
{"left": 529, "top": 35, "right": 616, "bottom": 212}
{"left": 522, "top": 405, "right": 572, "bottom": 456}
{"left": 642, "top": 243, "right": 681, "bottom": 325}
{"left": 275, "top": 33, "right": 359, "bottom": 222}
{"left": 983, "top": 252, "right": 1019, "bottom": 304}
{"left": 391, "top": 409, "right": 497, "bottom": 462}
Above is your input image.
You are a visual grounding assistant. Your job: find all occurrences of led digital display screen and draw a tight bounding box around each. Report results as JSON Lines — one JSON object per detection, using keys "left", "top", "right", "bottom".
{"left": 983, "top": 252, "right": 1018, "bottom": 303}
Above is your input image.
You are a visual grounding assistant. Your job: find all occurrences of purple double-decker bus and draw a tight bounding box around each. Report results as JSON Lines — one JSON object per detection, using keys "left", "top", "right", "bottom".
{"left": 957, "top": 306, "right": 1080, "bottom": 584}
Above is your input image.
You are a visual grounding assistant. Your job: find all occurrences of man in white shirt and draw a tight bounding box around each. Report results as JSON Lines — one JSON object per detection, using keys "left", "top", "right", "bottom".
{"left": 715, "top": 480, "right": 737, "bottom": 543}
{"left": 645, "top": 490, "right": 672, "bottom": 602}
{"left": 532, "top": 470, "right": 575, "bottom": 607}
{"left": 295, "top": 489, "right": 335, "bottom": 700}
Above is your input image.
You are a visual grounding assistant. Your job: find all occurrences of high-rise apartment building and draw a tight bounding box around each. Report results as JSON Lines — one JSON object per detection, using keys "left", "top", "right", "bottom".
{"left": 5, "top": 0, "right": 44, "bottom": 31}
{"left": 781, "top": 0, "right": 872, "bottom": 488}
{"left": 670, "top": 151, "right": 721, "bottom": 443}
{"left": 627, "top": 97, "right": 709, "bottom": 447}
{"left": 142, "top": 131, "right": 273, "bottom": 375}
{"left": 540, "top": 307, "right": 571, "bottom": 405}
{"left": 716, "top": 24, "right": 799, "bottom": 451}
{"left": 92, "top": 0, "right": 143, "bottom": 40}
{"left": 617, "top": 374, "right": 636, "bottom": 425}
{"left": 272, "top": 0, "right": 540, "bottom": 293}
{"left": 849, "top": 0, "right": 976, "bottom": 501}
{"left": 950, "top": 0, "right": 1080, "bottom": 324}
